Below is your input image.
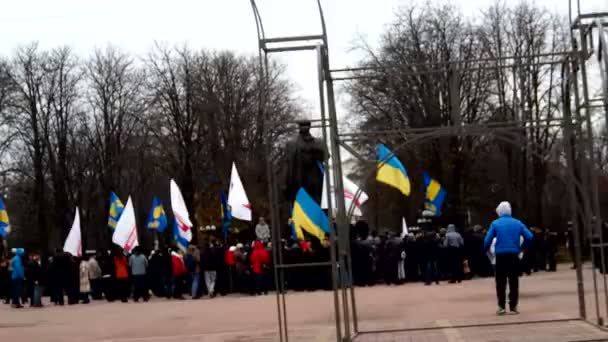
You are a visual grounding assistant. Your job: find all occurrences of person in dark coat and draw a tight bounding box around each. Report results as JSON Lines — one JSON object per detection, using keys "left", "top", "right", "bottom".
{"left": 546, "top": 230, "right": 558, "bottom": 272}
{"left": 49, "top": 249, "right": 71, "bottom": 305}
{"left": 0, "top": 256, "right": 9, "bottom": 304}
{"left": 98, "top": 251, "right": 115, "bottom": 301}
{"left": 26, "top": 252, "right": 44, "bottom": 307}
{"left": 420, "top": 231, "right": 440, "bottom": 285}
{"left": 384, "top": 233, "right": 403, "bottom": 285}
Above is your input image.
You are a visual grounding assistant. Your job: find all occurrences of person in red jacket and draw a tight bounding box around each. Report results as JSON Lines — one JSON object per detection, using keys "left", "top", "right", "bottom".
{"left": 225, "top": 246, "right": 237, "bottom": 293}
{"left": 250, "top": 241, "right": 270, "bottom": 295}
{"left": 171, "top": 250, "right": 187, "bottom": 299}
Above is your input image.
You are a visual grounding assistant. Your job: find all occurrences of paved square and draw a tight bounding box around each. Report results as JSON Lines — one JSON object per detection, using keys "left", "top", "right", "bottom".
{"left": 2, "top": 265, "right": 608, "bottom": 341}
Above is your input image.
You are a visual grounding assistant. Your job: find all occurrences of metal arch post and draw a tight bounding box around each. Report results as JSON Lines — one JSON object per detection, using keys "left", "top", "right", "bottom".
{"left": 316, "top": 0, "right": 357, "bottom": 338}
{"left": 317, "top": 44, "right": 344, "bottom": 342}
{"left": 319, "top": 45, "right": 353, "bottom": 341}
{"left": 597, "top": 21, "right": 608, "bottom": 130}
{"left": 577, "top": 25, "right": 608, "bottom": 325}
{"left": 562, "top": 59, "right": 587, "bottom": 320}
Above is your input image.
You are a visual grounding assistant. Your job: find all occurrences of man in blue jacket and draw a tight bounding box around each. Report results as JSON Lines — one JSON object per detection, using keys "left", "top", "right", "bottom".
{"left": 484, "top": 201, "right": 533, "bottom": 315}
{"left": 10, "top": 248, "right": 25, "bottom": 308}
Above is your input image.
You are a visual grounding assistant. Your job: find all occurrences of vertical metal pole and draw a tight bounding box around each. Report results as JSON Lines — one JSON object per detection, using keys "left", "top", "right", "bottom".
{"left": 317, "top": 44, "right": 343, "bottom": 342}
{"left": 321, "top": 45, "right": 352, "bottom": 341}
{"left": 597, "top": 22, "right": 608, "bottom": 140}
{"left": 266, "top": 146, "right": 285, "bottom": 342}
{"left": 579, "top": 31, "right": 608, "bottom": 324}
{"left": 563, "top": 60, "right": 587, "bottom": 320}
{"left": 570, "top": 49, "right": 601, "bottom": 324}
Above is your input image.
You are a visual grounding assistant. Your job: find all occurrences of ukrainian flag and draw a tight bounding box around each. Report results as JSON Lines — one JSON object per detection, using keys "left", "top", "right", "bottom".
{"left": 220, "top": 191, "right": 231, "bottom": 239}
{"left": 376, "top": 144, "right": 411, "bottom": 196}
{"left": 0, "top": 197, "right": 10, "bottom": 237}
{"left": 423, "top": 172, "right": 447, "bottom": 216}
{"left": 108, "top": 192, "right": 125, "bottom": 230}
{"left": 292, "top": 187, "right": 329, "bottom": 241}
{"left": 287, "top": 203, "right": 300, "bottom": 241}
{"left": 146, "top": 196, "right": 168, "bottom": 232}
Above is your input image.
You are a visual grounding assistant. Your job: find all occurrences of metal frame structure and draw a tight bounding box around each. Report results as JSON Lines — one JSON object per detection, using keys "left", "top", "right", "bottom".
{"left": 251, "top": 0, "right": 608, "bottom": 341}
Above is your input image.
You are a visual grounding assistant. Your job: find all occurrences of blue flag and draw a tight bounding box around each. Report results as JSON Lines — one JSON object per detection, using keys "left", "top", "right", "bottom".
{"left": 423, "top": 172, "right": 447, "bottom": 216}
{"left": 0, "top": 197, "right": 10, "bottom": 238}
{"left": 146, "top": 196, "right": 168, "bottom": 232}
{"left": 220, "top": 191, "right": 231, "bottom": 239}
{"left": 108, "top": 192, "right": 124, "bottom": 230}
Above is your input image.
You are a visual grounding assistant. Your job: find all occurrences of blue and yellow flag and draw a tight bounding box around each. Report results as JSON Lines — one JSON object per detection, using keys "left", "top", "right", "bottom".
{"left": 287, "top": 203, "right": 298, "bottom": 241}
{"left": 292, "top": 187, "right": 330, "bottom": 241}
{"left": 0, "top": 197, "right": 10, "bottom": 238}
{"left": 146, "top": 196, "right": 168, "bottom": 232}
{"left": 423, "top": 172, "right": 447, "bottom": 216}
{"left": 376, "top": 144, "right": 411, "bottom": 196}
{"left": 108, "top": 192, "right": 125, "bottom": 230}
{"left": 220, "top": 191, "right": 231, "bottom": 239}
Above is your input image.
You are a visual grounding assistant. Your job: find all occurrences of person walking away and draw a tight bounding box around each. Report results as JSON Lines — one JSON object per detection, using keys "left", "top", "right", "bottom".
{"left": 250, "top": 241, "right": 270, "bottom": 295}
{"left": 421, "top": 232, "right": 440, "bottom": 285}
{"left": 255, "top": 217, "right": 271, "bottom": 243}
{"left": 113, "top": 249, "right": 130, "bottom": 302}
{"left": 484, "top": 201, "right": 533, "bottom": 315}
{"left": 88, "top": 254, "right": 102, "bottom": 300}
{"left": 171, "top": 250, "right": 187, "bottom": 299}
{"left": 445, "top": 224, "right": 464, "bottom": 283}
{"left": 201, "top": 242, "right": 220, "bottom": 298}
{"left": 10, "top": 248, "right": 25, "bottom": 308}
{"left": 98, "top": 251, "right": 115, "bottom": 302}
{"left": 26, "top": 252, "right": 44, "bottom": 307}
{"left": 186, "top": 245, "right": 201, "bottom": 299}
{"left": 129, "top": 247, "right": 149, "bottom": 302}
{"left": 546, "top": 230, "right": 558, "bottom": 272}
{"left": 79, "top": 257, "right": 91, "bottom": 304}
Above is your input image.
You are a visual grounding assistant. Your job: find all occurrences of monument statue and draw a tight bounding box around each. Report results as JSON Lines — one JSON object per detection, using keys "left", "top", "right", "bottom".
{"left": 284, "top": 120, "right": 328, "bottom": 204}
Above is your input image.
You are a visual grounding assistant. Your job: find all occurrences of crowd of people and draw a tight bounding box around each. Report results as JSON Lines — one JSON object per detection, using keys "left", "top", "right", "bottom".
{"left": 0, "top": 212, "right": 563, "bottom": 309}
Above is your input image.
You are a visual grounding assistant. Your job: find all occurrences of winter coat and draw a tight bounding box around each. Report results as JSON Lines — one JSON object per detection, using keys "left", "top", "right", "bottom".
{"left": 234, "top": 249, "right": 248, "bottom": 274}
{"left": 445, "top": 225, "right": 464, "bottom": 248}
{"left": 114, "top": 255, "right": 129, "bottom": 280}
{"left": 88, "top": 258, "right": 102, "bottom": 280}
{"left": 250, "top": 241, "right": 270, "bottom": 274}
{"left": 10, "top": 249, "right": 24, "bottom": 280}
{"left": 484, "top": 201, "right": 533, "bottom": 255}
{"left": 26, "top": 259, "right": 44, "bottom": 285}
{"left": 79, "top": 260, "right": 91, "bottom": 293}
{"left": 224, "top": 249, "right": 236, "bottom": 266}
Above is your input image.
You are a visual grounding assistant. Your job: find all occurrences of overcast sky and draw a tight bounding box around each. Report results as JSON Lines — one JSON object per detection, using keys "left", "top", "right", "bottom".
{"left": 0, "top": 0, "right": 601, "bottom": 121}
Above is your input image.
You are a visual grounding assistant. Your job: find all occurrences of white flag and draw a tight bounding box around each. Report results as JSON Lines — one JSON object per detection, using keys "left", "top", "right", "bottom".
{"left": 170, "top": 179, "right": 193, "bottom": 242}
{"left": 63, "top": 208, "right": 82, "bottom": 257}
{"left": 228, "top": 163, "right": 252, "bottom": 221}
{"left": 112, "top": 196, "right": 139, "bottom": 253}
{"left": 321, "top": 167, "right": 368, "bottom": 217}
{"left": 401, "top": 217, "right": 409, "bottom": 238}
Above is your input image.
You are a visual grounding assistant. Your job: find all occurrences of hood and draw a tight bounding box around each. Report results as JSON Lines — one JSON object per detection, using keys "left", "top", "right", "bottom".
{"left": 447, "top": 224, "right": 456, "bottom": 233}
{"left": 496, "top": 201, "right": 512, "bottom": 217}
{"left": 12, "top": 248, "right": 24, "bottom": 256}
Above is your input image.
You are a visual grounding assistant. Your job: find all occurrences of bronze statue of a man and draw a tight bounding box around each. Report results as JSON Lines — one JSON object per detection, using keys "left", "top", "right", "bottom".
{"left": 284, "top": 120, "right": 328, "bottom": 204}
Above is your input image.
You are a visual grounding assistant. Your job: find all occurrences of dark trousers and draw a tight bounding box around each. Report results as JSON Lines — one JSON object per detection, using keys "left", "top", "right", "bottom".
{"left": 90, "top": 279, "right": 102, "bottom": 299}
{"left": 495, "top": 253, "right": 520, "bottom": 310}
{"left": 448, "top": 247, "right": 463, "bottom": 282}
{"left": 11, "top": 278, "right": 22, "bottom": 305}
{"left": 546, "top": 252, "right": 557, "bottom": 272}
{"left": 424, "top": 260, "right": 439, "bottom": 285}
{"left": 114, "top": 278, "right": 130, "bottom": 302}
{"left": 132, "top": 275, "right": 149, "bottom": 301}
